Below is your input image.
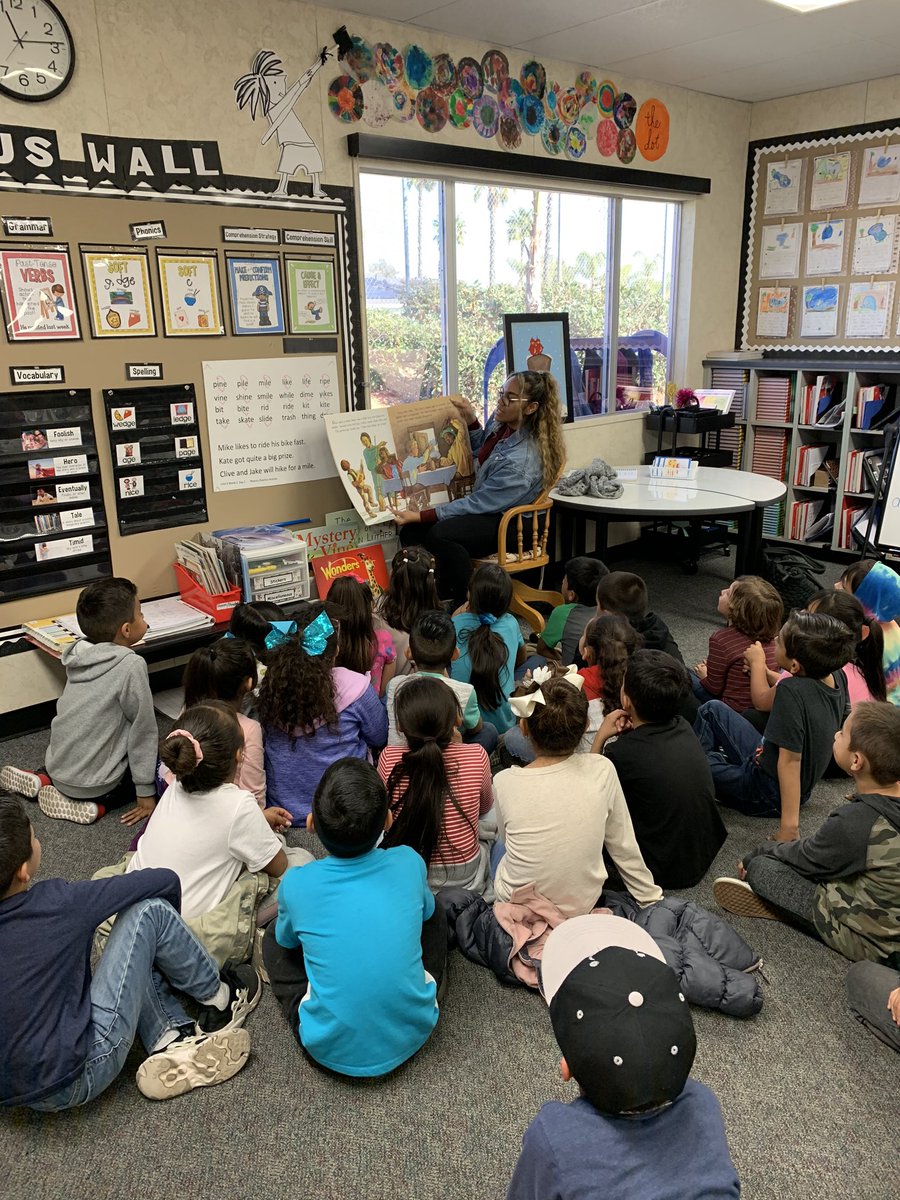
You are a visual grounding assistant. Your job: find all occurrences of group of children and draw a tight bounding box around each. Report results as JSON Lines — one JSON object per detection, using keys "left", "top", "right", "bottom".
{"left": 2, "top": 547, "right": 899, "bottom": 1195}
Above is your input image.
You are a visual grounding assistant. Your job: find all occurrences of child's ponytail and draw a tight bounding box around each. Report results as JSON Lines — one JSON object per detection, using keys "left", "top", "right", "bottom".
{"left": 329, "top": 576, "right": 376, "bottom": 676}
{"left": 807, "top": 589, "right": 887, "bottom": 701}
{"left": 379, "top": 547, "right": 440, "bottom": 633}
{"left": 510, "top": 666, "right": 588, "bottom": 755}
{"left": 183, "top": 637, "right": 257, "bottom": 708}
{"left": 257, "top": 603, "right": 339, "bottom": 741}
{"left": 582, "top": 614, "right": 644, "bottom": 714}
{"left": 383, "top": 676, "right": 473, "bottom": 865}
{"left": 463, "top": 564, "right": 513, "bottom": 711}
{"left": 159, "top": 701, "right": 243, "bottom": 793}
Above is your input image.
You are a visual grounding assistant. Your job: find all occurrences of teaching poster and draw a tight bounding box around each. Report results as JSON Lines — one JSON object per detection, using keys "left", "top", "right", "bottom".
{"left": 226, "top": 256, "right": 285, "bottom": 335}
{"left": 158, "top": 253, "right": 223, "bottom": 336}
{"left": 0, "top": 248, "right": 79, "bottom": 341}
{"left": 202, "top": 355, "right": 340, "bottom": 491}
{"left": 82, "top": 250, "right": 155, "bottom": 337}
{"left": 763, "top": 159, "right": 803, "bottom": 215}
{"left": 286, "top": 259, "right": 338, "bottom": 335}
{"left": 851, "top": 214, "right": 897, "bottom": 275}
{"left": 845, "top": 281, "right": 894, "bottom": 339}
{"left": 857, "top": 144, "right": 900, "bottom": 206}
{"left": 759, "top": 223, "right": 801, "bottom": 278}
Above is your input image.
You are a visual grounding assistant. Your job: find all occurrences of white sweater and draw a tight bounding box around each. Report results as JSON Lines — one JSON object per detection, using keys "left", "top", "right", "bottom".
{"left": 493, "top": 754, "right": 663, "bottom": 917}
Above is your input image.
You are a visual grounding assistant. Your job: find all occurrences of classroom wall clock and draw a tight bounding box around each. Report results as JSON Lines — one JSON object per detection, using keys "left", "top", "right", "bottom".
{"left": 0, "top": 0, "right": 75, "bottom": 102}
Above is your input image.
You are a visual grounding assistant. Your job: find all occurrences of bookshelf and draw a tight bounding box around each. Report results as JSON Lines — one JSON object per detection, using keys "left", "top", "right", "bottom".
{"left": 703, "top": 357, "right": 898, "bottom": 560}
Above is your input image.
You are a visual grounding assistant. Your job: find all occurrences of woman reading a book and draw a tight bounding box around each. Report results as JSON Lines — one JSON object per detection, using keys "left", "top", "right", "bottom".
{"left": 392, "top": 375, "right": 565, "bottom": 608}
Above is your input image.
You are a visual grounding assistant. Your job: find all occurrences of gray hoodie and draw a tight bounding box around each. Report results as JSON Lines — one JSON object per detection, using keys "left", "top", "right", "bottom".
{"left": 45, "top": 640, "right": 157, "bottom": 798}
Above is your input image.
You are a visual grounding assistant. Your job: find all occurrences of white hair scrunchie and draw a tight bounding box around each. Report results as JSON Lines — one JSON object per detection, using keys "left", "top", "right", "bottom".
{"left": 509, "top": 663, "right": 584, "bottom": 719}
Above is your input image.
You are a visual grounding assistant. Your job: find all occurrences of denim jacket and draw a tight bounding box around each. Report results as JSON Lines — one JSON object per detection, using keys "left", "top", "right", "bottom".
{"left": 435, "top": 420, "right": 544, "bottom": 520}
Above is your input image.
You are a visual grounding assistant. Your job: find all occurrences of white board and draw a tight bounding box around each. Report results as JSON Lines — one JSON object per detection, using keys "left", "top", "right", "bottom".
{"left": 876, "top": 435, "right": 900, "bottom": 552}
{"left": 202, "top": 356, "right": 339, "bottom": 491}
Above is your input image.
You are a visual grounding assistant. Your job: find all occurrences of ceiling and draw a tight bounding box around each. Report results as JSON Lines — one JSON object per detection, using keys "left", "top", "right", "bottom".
{"left": 312, "top": 0, "right": 900, "bottom": 102}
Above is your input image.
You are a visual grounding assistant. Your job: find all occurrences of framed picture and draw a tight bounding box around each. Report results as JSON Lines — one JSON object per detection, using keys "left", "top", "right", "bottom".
{"left": 156, "top": 251, "right": 223, "bottom": 336}
{"left": 81, "top": 248, "right": 155, "bottom": 338}
{"left": 503, "top": 311, "right": 574, "bottom": 422}
{"left": 226, "top": 255, "right": 285, "bottom": 335}
{"left": 286, "top": 257, "right": 338, "bottom": 335}
{"left": 0, "top": 246, "right": 80, "bottom": 341}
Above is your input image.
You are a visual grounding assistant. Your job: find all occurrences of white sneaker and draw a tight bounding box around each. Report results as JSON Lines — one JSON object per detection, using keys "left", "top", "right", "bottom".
{"left": 38, "top": 784, "right": 99, "bottom": 825}
{"left": 0, "top": 765, "right": 47, "bottom": 798}
{"left": 713, "top": 877, "right": 783, "bottom": 921}
{"left": 136, "top": 1029, "right": 250, "bottom": 1100}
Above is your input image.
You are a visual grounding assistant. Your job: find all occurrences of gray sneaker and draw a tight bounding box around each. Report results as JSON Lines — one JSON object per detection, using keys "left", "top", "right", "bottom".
{"left": 136, "top": 1028, "right": 250, "bottom": 1100}
{"left": 38, "top": 785, "right": 99, "bottom": 825}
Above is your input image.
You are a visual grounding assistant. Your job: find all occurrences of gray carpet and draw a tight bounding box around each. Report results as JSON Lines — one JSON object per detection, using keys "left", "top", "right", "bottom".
{"left": 1, "top": 551, "right": 897, "bottom": 1200}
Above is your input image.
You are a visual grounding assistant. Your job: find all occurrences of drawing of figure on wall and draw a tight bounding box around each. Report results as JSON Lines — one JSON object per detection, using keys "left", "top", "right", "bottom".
{"left": 253, "top": 284, "right": 273, "bottom": 326}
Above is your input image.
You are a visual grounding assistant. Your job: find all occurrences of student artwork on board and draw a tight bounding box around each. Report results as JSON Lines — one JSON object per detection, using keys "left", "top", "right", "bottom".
{"left": 286, "top": 259, "right": 337, "bottom": 334}
{"left": 763, "top": 159, "right": 803, "bottom": 216}
{"left": 756, "top": 286, "right": 792, "bottom": 339}
{"left": 759, "top": 223, "right": 801, "bottom": 278}
{"left": 809, "top": 151, "right": 852, "bottom": 210}
{"left": 227, "top": 256, "right": 285, "bottom": 335}
{"left": 0, "top": 248, "right": 79, "bottom": 341}
{"left": 846, "top": 281, "right": 894, "bottom": 339}
{"left": 800, "top": 284, "right": 840, "bottom": 338}
{"left": 234, "top": 35, "right": 352, "bottom": 200}
{"left": 82, "top": 250, "right": 155, "bottom": 337}
{"left": 857, "top": 144, "right": 900, "bottom": 206}
{"left": 157, "top": 253, "right": 223, "bottom": 336}
{"left": 851, "top": 214, "right": 897, "bottom": 275}
{"left": 805, "top": 218, "right": 845, "bottom": 276}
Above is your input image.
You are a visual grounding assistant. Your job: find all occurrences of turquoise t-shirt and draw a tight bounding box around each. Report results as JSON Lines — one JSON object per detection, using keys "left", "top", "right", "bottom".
{"left": 450, "top": 611, "right": 524, "bottom": 733}
{"left": 275, "top": 846, "right": 438, "bottom": 1077}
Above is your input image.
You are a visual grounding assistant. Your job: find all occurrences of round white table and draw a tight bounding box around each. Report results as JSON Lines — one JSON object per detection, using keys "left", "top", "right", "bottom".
{"left": 550, "top": 466, "right": 787, "bottom": 576}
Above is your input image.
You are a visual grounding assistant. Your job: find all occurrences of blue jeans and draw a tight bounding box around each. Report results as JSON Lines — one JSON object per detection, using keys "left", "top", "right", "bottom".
{"left": 694, "top": 699, "right": 783, "bottom": 817}
{"left": 463, "top": 721, "right": 498, "bottom": 754}
{"left": 490, "top": 840, "right": 506, "bottom": 878}
{"left": 28, "top": 898, "right": 222, "bottom": 1112}
{"left": 502, "top": 725, "right": 536, "bottom": 765}
{"left": 689, "top": 670, "right": 715, "bottom": 704}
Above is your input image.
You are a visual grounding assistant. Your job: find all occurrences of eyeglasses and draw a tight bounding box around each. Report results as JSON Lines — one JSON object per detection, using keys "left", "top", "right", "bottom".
{"left": 498, "top": 390, "right": 524, "bottom": 403}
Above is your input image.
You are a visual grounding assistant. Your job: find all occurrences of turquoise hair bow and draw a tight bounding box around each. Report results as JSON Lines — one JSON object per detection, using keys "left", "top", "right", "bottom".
{"left": 302, "top": 611, "right": 335, "bottom": 656}
{"left": 265, "top": 621, "right": 297, "bottom": 651}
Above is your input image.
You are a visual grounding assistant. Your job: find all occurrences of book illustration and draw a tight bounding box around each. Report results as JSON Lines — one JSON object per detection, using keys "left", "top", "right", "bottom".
{"left": 311, "top": 544, "right": 389, "bottom": 600}
{"left": 851, "top": 214, "right": 897, "bottom": 275}
{"left": 858, "top": 144, "right": 900, "bottom": 206}
{"left": 325, "top": 396, "right": 475, "bottom": 526}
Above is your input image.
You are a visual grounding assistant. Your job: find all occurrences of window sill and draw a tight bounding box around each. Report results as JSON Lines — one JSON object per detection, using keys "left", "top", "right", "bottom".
{"left": 568, "top": 409, "right": 648, "bottom": 430}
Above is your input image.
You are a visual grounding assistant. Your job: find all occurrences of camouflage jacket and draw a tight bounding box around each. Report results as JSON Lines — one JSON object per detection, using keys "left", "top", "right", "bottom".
{"left": 744, "top": 792, "right": 900, "bottom": 963}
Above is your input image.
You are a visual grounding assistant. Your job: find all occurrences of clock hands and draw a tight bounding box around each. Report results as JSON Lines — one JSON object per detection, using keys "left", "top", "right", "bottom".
{"left": 4, "top": 10, "right": 24, "bottom": 49}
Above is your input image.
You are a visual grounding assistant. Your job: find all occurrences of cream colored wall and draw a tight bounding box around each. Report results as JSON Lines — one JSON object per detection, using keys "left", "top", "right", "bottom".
{"left": 750, "top": 76, "right": 900, "bottom": 143}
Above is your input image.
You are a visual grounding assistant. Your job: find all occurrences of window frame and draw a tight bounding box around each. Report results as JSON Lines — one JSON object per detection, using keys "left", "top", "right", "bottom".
{"left": 355, "top": 161, "right": 684, "bottom": 422}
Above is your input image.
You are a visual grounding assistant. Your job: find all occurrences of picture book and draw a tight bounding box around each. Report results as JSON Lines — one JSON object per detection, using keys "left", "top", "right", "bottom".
{"left": 310, "top": 544, "right": 389, "bottom": 599}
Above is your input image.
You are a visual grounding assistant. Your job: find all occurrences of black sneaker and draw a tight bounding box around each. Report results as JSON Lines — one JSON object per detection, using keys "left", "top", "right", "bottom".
{"left": 198, "top": 964, "right": 263, "bottom": 1034}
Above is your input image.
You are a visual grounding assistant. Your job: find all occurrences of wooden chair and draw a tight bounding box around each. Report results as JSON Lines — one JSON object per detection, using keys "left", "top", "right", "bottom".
{"left": 472, "top": 490, "right": 562, "bottom": 635}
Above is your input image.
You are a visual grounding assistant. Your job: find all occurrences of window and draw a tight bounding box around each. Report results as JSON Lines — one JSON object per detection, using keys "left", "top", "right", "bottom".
{"left": 360, "top": 171, "right": 679, "bottom": 419}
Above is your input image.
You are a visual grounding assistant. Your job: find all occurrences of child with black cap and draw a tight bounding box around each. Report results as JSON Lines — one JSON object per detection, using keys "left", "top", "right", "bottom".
{"left": 507, "top": 914, "right": 740, "bottom": 1200}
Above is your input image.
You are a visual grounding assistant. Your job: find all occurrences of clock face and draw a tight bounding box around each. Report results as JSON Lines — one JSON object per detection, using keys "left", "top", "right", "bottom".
{"left": 0, "top": 0, "right": 75, "bottom": 102}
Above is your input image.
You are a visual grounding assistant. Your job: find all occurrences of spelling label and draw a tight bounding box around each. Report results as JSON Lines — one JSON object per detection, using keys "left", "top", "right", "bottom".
{"left": 54, "top": 454, "right": 88, "bottom": 476}
{"left": 126, "top": 363, "right": 163, "bottom": 380}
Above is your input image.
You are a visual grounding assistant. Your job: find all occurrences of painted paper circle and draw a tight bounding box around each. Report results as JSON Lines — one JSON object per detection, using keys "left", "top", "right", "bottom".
{"left": 498, "top": 79, "right": 521, "bottom": 119}
{"left": 361, "top": 79, "right": 393, "bottom": 128}
{"left": 576, "top": 72, "right": 598, "bottom": 105}
{"left": 374, "top": 42, "right": 403, "bottom": 82}
{"left": 416, "top": 87, "right": 449, "bottom": 133}
{"left": 597, "top": 80, "right": 617, "bottom": 115}
{"left": 458, "top": 56, "right": 484, "bottom": 100}
{"left": 391, "top": 85, "right": 416, "bottom": 122}
{"left": 518, "top": 92, "right": 545, "bottom": 135}
{"left": 545, "top": 82, "right": 560, "bottom": 116}
{"left": 613, "top": 92, "right": 637, "bottom": 129}
{"left": 328, "top": 75, "right": 363, "bottom": 123}
{"left": 448, "top": 89, "right": 473, "bottom": 128}
{"left": 597, "top": 118, "right": 618, "bottom": 157}
{"left": 578, "top": 105, "right": 597, "bottom": 133}
{"left": 499, "top": 115, "right": 522, "bottom": 151}
{"left": 432, "top": 52, "right": 458, "bottom": 95}
{"left": 617, "top": 127, "right": 637, "bottom": 164}
{"left": 404, "top": 44, "right": 434, "bottom": 90}
{"left": 472, "top": 93, "right": 500, "bottom": 138}
{"left": 541, "top": 118, "right": 564, "bottom": 156}
{"left": 557, "top": 87, "right": 581, "bottom": 126}
{"left": 345, "top": 36, "right": 375, "bottom": 82}
{"left": 481, "top": 50, "right": 509, "bottom": 91}
{"left": 636, "top": 98, "right": 670, "bottom": 161}
{"left": 520, "top": 59, "right": 546, "bottom": 98}
{"left": 566, "top": 126, "right": 587, "bottom": 159}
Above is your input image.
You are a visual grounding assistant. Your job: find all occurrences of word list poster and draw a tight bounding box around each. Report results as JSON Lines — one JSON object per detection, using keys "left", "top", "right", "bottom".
{"left": 202, "top": 356, "right": 339, "bottom": 491}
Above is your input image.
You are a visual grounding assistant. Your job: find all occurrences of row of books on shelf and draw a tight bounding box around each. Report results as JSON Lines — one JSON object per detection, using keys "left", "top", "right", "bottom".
{"left": 854, "top": 385, "right": 893, "bottom": 430}
{"left": 798, "top": 376, "right": 843, "bottom": 426}
{"left": 843, "top": 448, "right": 883, "bottom": 494}
{"left": 839, "top": 500, "right": 879, "bottom": 551}
{"left": 750, "top": 428, "right": 790, "bottom": 480}
{"left": 790, "top": 499, "right": 833, "bottom": 543}
{"left": 753, "top": 376, "right": 896, "bottom": 430}
{"left": 755, "top": 374, "right": 794, "bottom": 422}
{"left": 788, "top": 497, "right": 880, "bottom": 549}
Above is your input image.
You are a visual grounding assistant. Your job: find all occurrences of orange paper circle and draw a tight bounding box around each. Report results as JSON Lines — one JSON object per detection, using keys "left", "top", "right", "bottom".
{"left": 636, "top": 98, "right": 670, "bottom": 161}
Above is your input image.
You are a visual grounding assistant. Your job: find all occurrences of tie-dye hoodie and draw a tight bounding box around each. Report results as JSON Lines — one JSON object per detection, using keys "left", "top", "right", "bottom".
{"left": 856, "top": 562, "right": 900, "bottom": 707}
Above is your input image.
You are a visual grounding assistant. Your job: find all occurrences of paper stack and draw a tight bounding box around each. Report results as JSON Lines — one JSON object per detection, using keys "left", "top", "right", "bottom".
{"left": 175, "top": 536, "right": 229, "bottom": 595}
{"left": 794, "top": 444, "right": 829, "bottom": 487}
{"left": 49, "top": 598, "right": 214, "bottom": 644}
{"left": 755, "top": 375, "right": 794, "bottom": 422}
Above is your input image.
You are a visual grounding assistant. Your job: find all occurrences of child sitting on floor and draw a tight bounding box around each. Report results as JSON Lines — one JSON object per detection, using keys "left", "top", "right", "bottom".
{"left": 715, "top": 701, "right": 900, "bottom": 966}
{"left": 2, "top": 577, "right": 157, "bottom": 827}
{"left": 378, "top": 676, "right": 495, "bottom": 895}
{"left": 375, "top": 546, "right": 441, "bottom": 679}
{"left": 577, "top": 614, "right": 643, "bottom": 753}
{"left": 0, "top": 795, "right": 255, "bottom": 1108}
{"left": 229, "top": 599, "right": 288, "bottom": 687}
{"left": 386, "top": 610, "right": 495, "bottom": 752}
{"left": 693, "top": 575, "right": 782, "bottom": 712}
{"left": 492, "top": 667, "right": 662, "bottom": 918}
{"left": 593, "top": 651, "right": 726, "bottom": 890}
{"left": 838, "top": 559, "right": 900, "bottom": 706}
{"left": 507, "top": 913, "right": 740, "bottom": 1200}
{"left": 451, "top": 563, "right": 526, "bottom": 735}
{"left": 259, "top": 605, "right": 388, "bottom": 821}
{"left": 596, "top": 571, "right": 685, "bottom": 664}
{"left": 695, "top": 611, "right": 854, "bottom": 842}
{"left": 262, "top": 758, "right": 443, "bottom": 1078}
{"left": 536, "top": 556, "right": 609, "bottom": 666}
{"left": 329, "top": 575, "right": 397, "bottom": 696}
